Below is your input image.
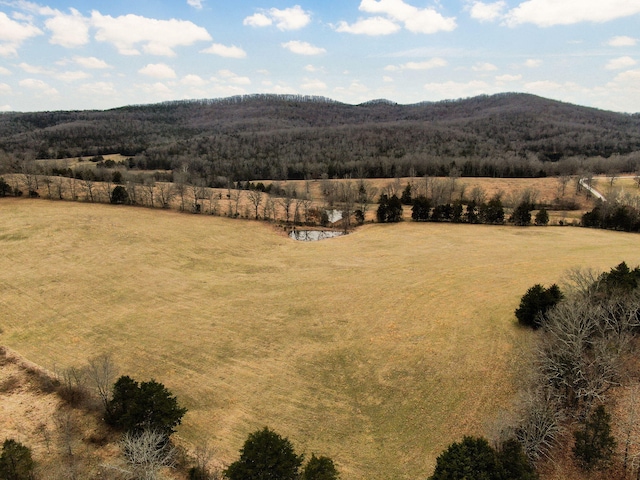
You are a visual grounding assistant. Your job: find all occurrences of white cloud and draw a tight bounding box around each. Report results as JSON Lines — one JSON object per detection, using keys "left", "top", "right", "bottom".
{"left": 383, "top": 75, "right": 394, "bottom": 82}
{"left": 55, "top": 70, "right": 91, "bottom": 82}
{"left": 73, "top": 56, "right": 111, "bottom": 69}
{"left": 270, "top": 5, "right": 311, "bottom": 31}
{"left": 385, "top": 57, "right": 447, "bottom": 71}
{"left": 505, "top": 0, "right": 640, "bottom": 27}
{"left": 136, "top": 82, "right": 174, "bottom": 98}
{"left": 304, "top": 65, "right": 322, "bottom": 73}
{"left": 605, "top": 56, "right": 637, "bottom": 70}
{"left": 0, "top": 11, "right": 43, "bottom": 57}
{"left": 525, "top": 59, "right": 542, "bottom": 67}
{"left": 300, "top": 78, "right": 327, "bottom": 91}
{"left": 181, "top": 74, "right": 207, "bottom": 87}
{"left": 139, "top": 63, "right": 177, "bottom": 79}
{"left": 200, "top": 43, "right": 247, "bottom": 58}
{"left": 282, "top": 40, "right": 326, "bottom": 56}
{"left": 243, "top": 5, "right": 311, "bottom": 31}
{"left": 214, "top": 70, "right": 251, "bottom": 85}
{"left": 0, "top": 83, "right": 12, "bottom": 94}
{"left": 333, "top": 80, "right": 370, "bottom": 101}
{"left": 522, "top": 80, "right": 584, "bottom": 96}
{"left": 19, "top": 78, "right": 58, "bottom": 96}
{"left": 187, "top": 0, "right": 204, "bottom": 9}
{"left": 78, "top": 82, "right": 116, "bottom": 96}
{"left": 472, "top": 62, "right": 498, "bottom": 71}
{"left": 467, "top": 1, "right": 507, "bottom": 22}
{"left": 607, "top": 36, "right": 637, "bottom": 47}
{"left": 45, "top": 8, "right": 89, "bottom": 48}
{"left": 496, "top": 74, "right": 522, "bottom": 82}
{"left": 335, "top": 16, "right": 400, "bottom": 35}
{"left": 608, "top": 69, "right": 640, "bottom": 90}
{"left": 91, "top": 12, "right": 211, "bottom": 56}
{"left": 243, "top": 13, "right": 272, "bottom": 27}
{"left": 423, "top": 80, "right": 493, "bottom": 99}
{"left": 18, "top": 62, "right": 51, "bottom": 74}
{"left": 358, "top": 0, "right": 456, "bottom": 34}
{"left": 0, "top": 104, "right": 12, "bottom": 112}
{"left": 0, "top": 67, "right": 11, "bottom": 75}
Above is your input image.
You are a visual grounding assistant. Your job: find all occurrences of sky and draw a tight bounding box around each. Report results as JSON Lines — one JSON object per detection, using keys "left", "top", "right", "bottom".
{"left": 0, "top": 0, "right": 639, "bottom": 113}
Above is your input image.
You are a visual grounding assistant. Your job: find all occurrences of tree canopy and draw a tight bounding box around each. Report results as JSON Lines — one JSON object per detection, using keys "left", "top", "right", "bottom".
{"left": 515, "top": 284, "right": 564, "bottom": 329}
{"left": 225, "top": 427, "right": 303, "bottom": 480}
{"left": 106, "top": 375, "right": 187, "bottom": 437}
{"left": 0, "top": 439, "right": 35, "bottom": 480}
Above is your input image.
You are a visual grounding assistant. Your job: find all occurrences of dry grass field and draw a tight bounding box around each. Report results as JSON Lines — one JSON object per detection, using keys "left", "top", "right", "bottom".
{"left": 1, "top": 199, "right": 640, "bottom": 479}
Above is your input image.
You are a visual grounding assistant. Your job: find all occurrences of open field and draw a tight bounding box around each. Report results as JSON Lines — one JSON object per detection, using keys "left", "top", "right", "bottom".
{"left": 1, "top": 199, "right": 640, "bottom": 479}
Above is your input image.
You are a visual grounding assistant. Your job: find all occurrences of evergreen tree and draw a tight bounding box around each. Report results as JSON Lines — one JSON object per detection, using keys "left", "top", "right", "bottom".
{"left": 573, "top": 405, "right": 616, "bottom": 470}
{"left": 400, "top": 184, "right": 413, "bottom": 205}
{"left": 303, "top": 454, "right": 340, "bottom": 480}
{"left": 225, "top": 427, "right": 303, "bottom": 480}
{"left": 106, "top": 376, "right": 187, "bottom": 436}
{"left": 411, "top": 196, "right": 431, "bottom": 221}
{"left": 429, "top": 436, "right": 502, "bottom": 480}
{"left": 534, "top": 208, "right": 549, "bottom": 226}
{"left": 479, "top": 196, "right": 505, "bottom": 224}
{"left": 377, "top": 194, "right": 403, "bottom": 223}
{"left": 0, "top": 439, "right": 35, "bottom": 480}
{"left": 510, "top": 201, "right": 533, "bottom": 226}
{"left": 111, "top": 185, "right": 129, "bottom": 204}
{"left": 515, "top": 284, "right": 564, "bottom": 329}
{"left": 496, "top": 439, "right": 538, "bottom": 480}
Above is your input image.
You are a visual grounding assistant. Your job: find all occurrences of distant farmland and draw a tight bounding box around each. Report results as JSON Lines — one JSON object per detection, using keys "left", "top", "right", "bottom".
{"left": 1, "top": 199, "right": 640, "bottom": 479}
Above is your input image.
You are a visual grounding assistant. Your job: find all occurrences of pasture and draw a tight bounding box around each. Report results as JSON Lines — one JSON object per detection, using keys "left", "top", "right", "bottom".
{"left": 1, "top": 199, "right": 639, "bottom": 479}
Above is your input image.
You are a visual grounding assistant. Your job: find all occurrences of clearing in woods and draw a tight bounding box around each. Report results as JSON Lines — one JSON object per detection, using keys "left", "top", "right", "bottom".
{"left": 1, "top": 199, "right": 639, "bottom": 479}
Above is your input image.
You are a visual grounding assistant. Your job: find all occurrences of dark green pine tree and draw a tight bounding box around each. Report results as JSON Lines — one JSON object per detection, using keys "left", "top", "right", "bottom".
{"left": 225, "top": 427, "right": 303, "bottom": 480}
{"left": 303, "top": 453, "right": 340, "bottom": 480}
{"left": 573, "top": 405, "right": 616, "bottom": 470}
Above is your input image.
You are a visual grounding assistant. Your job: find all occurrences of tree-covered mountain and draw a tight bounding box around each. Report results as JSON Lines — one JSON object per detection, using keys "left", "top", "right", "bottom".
{"left": 1, "top": 93, "right": 639, "bottom": 180}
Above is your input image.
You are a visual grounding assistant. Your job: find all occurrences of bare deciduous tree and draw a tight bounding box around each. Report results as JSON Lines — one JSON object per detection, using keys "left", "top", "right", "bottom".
{"left": 87, "top": 353, "right": 118, "bottom": 412}
{"left": 120, "top": 429, "right": 176, "bottom": 480}
{"left": 513, "top": 388, "right": 563, "bottom": 464}
{"left": 246, "top": 189, "right": 263, "bottom": 219}
{"left": 142, "top": 179, "right": 155, "bottom": 208}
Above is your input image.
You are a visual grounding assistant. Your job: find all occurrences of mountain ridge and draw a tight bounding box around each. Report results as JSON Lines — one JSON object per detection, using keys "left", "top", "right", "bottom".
{"left": 1, "top": 93, "right": 639, "bottom": 179}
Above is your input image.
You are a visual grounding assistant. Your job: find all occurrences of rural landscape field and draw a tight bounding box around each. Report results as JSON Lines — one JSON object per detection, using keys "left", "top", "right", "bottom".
{"left": 2, "top": 197, "right": 640, "bottom": 478}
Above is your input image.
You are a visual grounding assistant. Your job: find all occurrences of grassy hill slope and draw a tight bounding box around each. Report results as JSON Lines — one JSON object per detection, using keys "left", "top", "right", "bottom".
{"left": 1, "top": 199, "right": 640, "bottom": 478}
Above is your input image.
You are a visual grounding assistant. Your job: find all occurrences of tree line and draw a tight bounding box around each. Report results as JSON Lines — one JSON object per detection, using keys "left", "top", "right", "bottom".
{"left": 427, "top": 262, "right": 640, "bottom": 478}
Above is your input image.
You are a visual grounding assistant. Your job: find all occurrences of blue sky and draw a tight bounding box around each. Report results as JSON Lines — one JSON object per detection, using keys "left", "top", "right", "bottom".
{"left": 0, "top": 0, "right": 639, "bottom": 113}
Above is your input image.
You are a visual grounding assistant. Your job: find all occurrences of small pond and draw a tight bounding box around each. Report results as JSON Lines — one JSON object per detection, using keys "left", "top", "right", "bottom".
{"left": 289, "top": 230, "right": 345, "bottom": 241}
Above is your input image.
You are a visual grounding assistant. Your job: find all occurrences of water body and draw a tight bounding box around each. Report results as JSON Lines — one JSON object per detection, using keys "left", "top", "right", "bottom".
{"left": 326, "top": 209, "right": 343, "bottom": 223}
{"left": 289, "top": 230, "right": 345, "bottom": 241}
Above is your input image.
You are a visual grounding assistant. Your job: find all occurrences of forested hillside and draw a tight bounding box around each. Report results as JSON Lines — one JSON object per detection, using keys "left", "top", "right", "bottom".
{"left": 1, "top": 93, "right": 640, "bottom": 180}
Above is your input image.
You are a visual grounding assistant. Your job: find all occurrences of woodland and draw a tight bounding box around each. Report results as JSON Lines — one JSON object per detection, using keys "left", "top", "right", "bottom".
{"left": 1, "top": 93, "right": 640, "bottom": 182}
